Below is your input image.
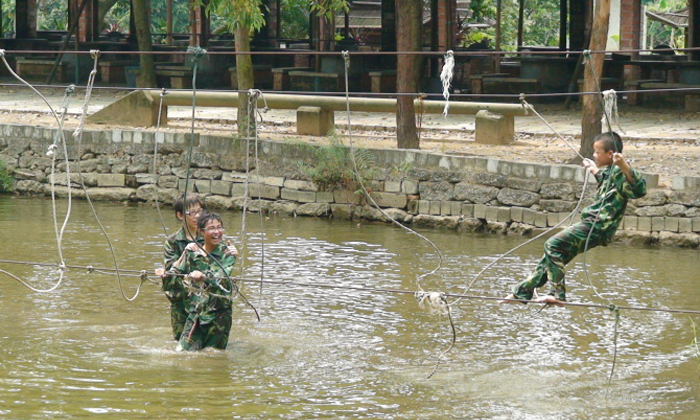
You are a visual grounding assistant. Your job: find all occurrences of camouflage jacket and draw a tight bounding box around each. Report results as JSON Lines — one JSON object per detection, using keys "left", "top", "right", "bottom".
{"left": 162, "top": 228, "right": 204, "bottom": 302}
{"left": 581, "top": 165, "right": 647, "bottom": 244}
{"left": 171, "top": 243, "right": 237, "bottom": 324}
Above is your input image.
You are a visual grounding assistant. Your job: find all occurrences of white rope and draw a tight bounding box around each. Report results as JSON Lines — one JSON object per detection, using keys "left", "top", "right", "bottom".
{"left": 439, "top": 50, "right": 455, "bottom": 117}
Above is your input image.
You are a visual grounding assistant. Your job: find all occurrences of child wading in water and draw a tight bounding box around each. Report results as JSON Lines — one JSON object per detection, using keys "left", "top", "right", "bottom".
{"left": 502, "top": 132, "right": 647, "bottom": 306}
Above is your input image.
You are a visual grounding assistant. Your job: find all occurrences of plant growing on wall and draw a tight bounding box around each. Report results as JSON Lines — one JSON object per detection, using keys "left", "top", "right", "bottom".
{"left": 297, "top": 137, "right": 378, "bottom": 193}
{"left": 0, "top": 159, "right": 14, "bottom": 192}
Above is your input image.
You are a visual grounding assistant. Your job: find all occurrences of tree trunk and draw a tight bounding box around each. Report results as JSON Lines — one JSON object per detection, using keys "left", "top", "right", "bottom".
{"left": 234, "top": 25, "right": 255, "bottom": 137}
{"left": 132, "top": 0, "right": 156, "bottom": 87}
{"left": 395, "top": 0, "right": 421, "bottom": 150}
{"left": 579, "top": 0, "right": 611, "bottom": 159}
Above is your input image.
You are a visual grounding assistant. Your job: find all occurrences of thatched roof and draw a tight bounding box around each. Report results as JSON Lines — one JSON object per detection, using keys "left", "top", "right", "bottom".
{"left": 646, "top": 8, "right": 688, "bottom": 29}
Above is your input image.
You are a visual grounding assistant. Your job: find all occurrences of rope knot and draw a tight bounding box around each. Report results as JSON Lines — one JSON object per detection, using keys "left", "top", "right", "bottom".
{"left": 0, "top": 49, "right": 5, "bottom": 58}
{"left": 160, "top": 87, "right": 167, "bottom": 97}
{"left": 66, "top": 84, "right": 76, "bottom": 95}
{"left": 90, "top": 49, "right": 100, "bottom": 59}
{"left": 187, "top": 46, "right": 207, "bottom": 67}
{"left": 86, "top": 265, "right": 95, "bottom": 274}
{"left": 46, "top": 143, "right": 58, "bottom": 157}
{"left": 139, "top": 270, "right": 148, "bottom": 282}
{"left": 58, "top": 263, "right": 67, "bottom": 272}
{"left": 341, "top": 50, "right": 350, "bottom": 69}
{"left": 607, "top": 303, "right": 619, "bottom": 313}
{"left": 415, "top": 291, "right": 448, "bottom": 315}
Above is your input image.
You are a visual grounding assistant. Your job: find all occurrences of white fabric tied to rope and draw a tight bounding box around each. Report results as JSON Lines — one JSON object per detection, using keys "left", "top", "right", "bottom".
{"left": 601, "top": 89, "right": 625, "bottom": 134}
{"left": 440, "top": 50, "right": 455, "bottom": 117}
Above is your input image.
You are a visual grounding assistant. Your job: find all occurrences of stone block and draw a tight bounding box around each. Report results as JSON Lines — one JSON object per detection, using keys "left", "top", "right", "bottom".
{"left": 249, "top": 184, "right": 281, "bottom": 200}
{"left": 461, "top": 203, "right": 474, "bottom": 217}
{"left": 678, "top": 218, "right": 693, "bottom": 233}
{"left": 194, "top": 179, "right": 211, "bottom": 194}
{"left": 484, "top": 206, "right": 499, "bottom": 222}
{"left": 522, "top": 208, "right": 537, "bottom": 225}
{"left": 672, "top": 175, "right": 700, "bottom": 191}
{"left": 211, "top": 180, "right": 232, "bottom": 196}
{"left": 440, "top": 201, "right": 451, "bottom": 215}
{"left": 316, "top": 191, "right": 334, "bottom": 203}
{"left": 474, "top": 110, "right": 514, "bottom": 145}
{"left": 96, "top": 174, "right": 126, "bottom": 187}
{"left": 384, "top": 180, "right": 401, "bottom": 193}
{"left": 135, "top": 173, "right": 159, "bottom": 184}
{"left": 332, "top": 189, "right": 358, "bottom": 204}
{"left": 693, "top": 217, "right": 700, "bottom": 232}
{"left": 331, "top": 204, "right": 354, "bottom": 220}
{"left": 547, "top": 212, "right": 559, "bottom": 227}
{"left": 296, "top": 203, "right": 330, "bottom": 217}
{"left": 231, "top": 183, "right": 246, "bottom": 197}
{"left": 534, "top": 212, "right": 548, "bottom": 228}
{"left": 284, "top": 179, "right": 318, "bottom": 191}
{"left": 497, "top": 207, "right": 511, "bottom": 223}
{"left": 450, "top": 201, "right": 462, "bottom": 216}
{"left": 474, "top": 204, "right": 487, "bottom": 219}
{"left": 417, "top": 200, "right": 430, "bottom": 214}
{"left": 637, "top": 217, "right": 652, "bottom": 232}
{"left": 296, "top": 106, "right": 334, "bottom": 136}
{"left": 281, "top": 188, "right": 316, "bottom": 203}
{"left": 623, "top": 216, "right": 638, "bottom": 230}
{"left": 651, "top": 216, "right": 665, "bottom": 231}
{"left": 370, "top": 192, "right": 407, "bottom": 209}
{"left": 664, "top": 217, "right": 680, "bottom": 232}
{"left": 402, "top": 180, "right": 419, "bottom": 194}
{"left": 510, "top": 207, "right": 524, "bottom": 223}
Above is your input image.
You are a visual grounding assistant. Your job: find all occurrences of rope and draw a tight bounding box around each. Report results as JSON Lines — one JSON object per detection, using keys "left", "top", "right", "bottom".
{"left": 152, "top": 88, "right": 170, "bottom": 238}
{"left": 439, "top": 50, "right": 455, "bottom": 117}
{"left": 601, "top": 89, "right": 625, "bottom": 134}
{"left": 340, "top": 50, "right": 444, "bottom": 292}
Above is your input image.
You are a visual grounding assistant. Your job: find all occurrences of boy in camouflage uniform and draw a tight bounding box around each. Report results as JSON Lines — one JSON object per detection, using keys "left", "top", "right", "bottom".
{"left": 503, "top": 132, "right": 647, "bottom": 305}
{"left": 160, "top": 194, "right": 204, "bottom": 341}
{"left": 171, "top": 211, "right": 237, "bottom": 351}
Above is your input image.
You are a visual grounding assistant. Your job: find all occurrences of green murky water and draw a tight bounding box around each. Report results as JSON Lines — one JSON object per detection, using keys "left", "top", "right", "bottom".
{"left": 0, "top": 195, "right": 698, "bottom": 419}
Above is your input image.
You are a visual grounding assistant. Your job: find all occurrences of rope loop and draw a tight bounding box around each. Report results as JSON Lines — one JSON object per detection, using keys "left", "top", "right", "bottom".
{"left": 65, "top": 84, "right": 75, "bottom": 95}
{"left": 58, "top": 263, "right": 67, "bottom": 272}
{"left": 341, "top": 50, "right": 350, "bottom": 69}
{"left": 159, "top": 87, "right": 167, "bottom": 98}
{"left": 416, "top": 291, "right": 449, "bottom": 315}
{"left": 582, "top": 49, "right": 591, "bottom": 64}
{"left": 187, "top": 46, "right": 207, "bottom": 66}
{"left": 0, "top": 49, "right": 4, "bottom": 58}
{"left": 90, "top": 49, "right": 100, "bottom": 60}
{"left": 607, "top": 303, "right": 619, "bottom": 313}
{"left": 86, "top": 265, "right": 95, "bottom": 274}
{"left": 139, "top": 270, "right": 148, "bottom": 282}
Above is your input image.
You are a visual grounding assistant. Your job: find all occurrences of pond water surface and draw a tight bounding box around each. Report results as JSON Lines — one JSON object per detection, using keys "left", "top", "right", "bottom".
{"left": 0, "top": 196, "right": 698, "bottom": 419}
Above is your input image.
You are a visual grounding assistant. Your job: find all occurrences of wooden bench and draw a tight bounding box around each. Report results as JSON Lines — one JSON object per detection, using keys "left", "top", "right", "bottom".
{"left": 16, "top": 58, "right": 68, "bottom": 82}
{"left": 155, "top": 64, "right": 193, "bottom": 89}
{"left": 483, "top": 76, "right": 540, "bottom": 95}
{"left": 99, "top": 60, "right": 138, "bottom": 83}
{"left": 368, "top": 70, "right": 397, "bottom": 93}
{"left": 271, "top": 66, "right": 313, "bottom": 91}
{"left": 630, "top": 82, "right": 700, "bottom": 111}
{"left": 228, "top": 65, "right": 273, "bottom": 90}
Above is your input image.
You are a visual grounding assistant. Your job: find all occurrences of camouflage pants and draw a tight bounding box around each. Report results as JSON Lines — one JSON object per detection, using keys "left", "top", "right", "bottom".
{"left": 170, "top": 300, "right": 187, "bottom": 341}
{"left": 178, "top": 308, "right": 233, "bottom": 351}
{"left": 511, "top": 221, "right": 605, "bottom": 302}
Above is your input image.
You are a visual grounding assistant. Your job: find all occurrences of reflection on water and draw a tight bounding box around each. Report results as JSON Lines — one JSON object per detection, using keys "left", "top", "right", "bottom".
{"left": 0, "top": 196, "right": 698, "bottom": 419}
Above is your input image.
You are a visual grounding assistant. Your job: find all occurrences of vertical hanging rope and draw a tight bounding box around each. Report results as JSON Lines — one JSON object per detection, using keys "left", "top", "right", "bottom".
{"left": 152, "top": 88, "right": 170, "bottom": 238}
{"left": 601, "top": 89, "right": 625, "bottom": 134}
{"left": 439, "top": 50, "right": 455, "bottom": 117}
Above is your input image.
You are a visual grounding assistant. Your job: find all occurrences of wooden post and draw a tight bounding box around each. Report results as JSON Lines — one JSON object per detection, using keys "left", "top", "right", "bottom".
{"left": 579, "top": 0, "right": 611, "bottom": 159}
{"left": 166, "top": 0, "right": 173, "bottom": 45}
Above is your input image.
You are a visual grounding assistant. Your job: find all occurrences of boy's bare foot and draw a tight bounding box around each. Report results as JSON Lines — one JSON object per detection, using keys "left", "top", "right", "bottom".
{"left": 532, "top": 295, "right": 566, "bottom": 307}
{"left": 498, "top": 294, "right": 523, "bottom": 304}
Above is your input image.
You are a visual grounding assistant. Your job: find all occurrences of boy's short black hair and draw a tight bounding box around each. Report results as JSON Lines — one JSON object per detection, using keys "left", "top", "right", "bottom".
{"left": 173, "top": 193, "right": 203, "bottom": 216}
{"left": 197, "top": 211, "right": 223, "bottom": 231}
{"left": 593, "top": 131, "right": 623, "bottom": 153}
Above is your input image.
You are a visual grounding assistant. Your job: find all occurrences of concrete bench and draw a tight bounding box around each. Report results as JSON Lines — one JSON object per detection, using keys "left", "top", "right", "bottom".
{"left": 289, "top": 71, "right": 344, "bottom": 92}
{"left": 368, "top": 70, "right": 397, "bottom": 93}
{"left": 272, "top": 66, "right": 313, "bottom": 90}
{"left": 228, "top": 65, "right": 273, "bottom": 90}
{"left": 483, "top": 77, "right": 540, "bottom": 95}
{"left": 155, "top": 65, "right": 193, "bottom": 89}
{"left": 623, "top": 79, "right": 664, "bottom": 105}
{"left": 577, "top": 77, "right": 621, "bottom": 93}
{"left": 631, "top": 82, "right": 700, "bottom": 111}
{"left": 469, "top": 73, "right": 510, "bottom": 97}
{"left": 15, "top": 58, "right": 68, "bottom": 82}
{"left": 99, "top": 60, "right": 138, "bottom": 83}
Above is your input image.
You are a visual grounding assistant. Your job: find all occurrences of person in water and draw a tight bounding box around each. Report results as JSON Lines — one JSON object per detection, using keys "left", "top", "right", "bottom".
{"left": 170, "top": 211, "right": 237, "bottom": 351}
{"left": 502, "top": 132, "right": 647, "bottom": 306}
{"left": 155, "top": 194, "right": 237, "bottom": 341}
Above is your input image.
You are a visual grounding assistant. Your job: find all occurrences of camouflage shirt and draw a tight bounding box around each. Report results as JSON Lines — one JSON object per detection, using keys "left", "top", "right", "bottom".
{"left": 171, "top": 243, "right": 237, "bottom": 324}
{"left": 162, "top": 228, "right": 204, "bottom": 302}
{"left": 580, "top": 165, "right": 647, "bottom": 244}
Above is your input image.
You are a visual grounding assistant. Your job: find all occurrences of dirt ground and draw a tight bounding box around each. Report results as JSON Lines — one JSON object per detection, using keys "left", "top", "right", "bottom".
{"left": 0, "top": 87, "right": 699, "bottom": 188}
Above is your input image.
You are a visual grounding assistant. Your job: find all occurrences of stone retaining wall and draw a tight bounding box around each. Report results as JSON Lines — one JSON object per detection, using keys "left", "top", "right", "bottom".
{"left": 1, "top": 123, "right": 699, "bottom": 248}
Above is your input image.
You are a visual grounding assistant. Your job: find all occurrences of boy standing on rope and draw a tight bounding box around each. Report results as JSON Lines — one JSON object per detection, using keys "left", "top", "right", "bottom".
{"left": 502, "top": 132, "right": 647, "bottom": 306}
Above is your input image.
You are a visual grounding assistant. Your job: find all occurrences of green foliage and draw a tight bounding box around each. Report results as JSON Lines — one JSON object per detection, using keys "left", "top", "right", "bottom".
{"left": 202, "top": 0, "right": 266, "bottom": 34}
{"left": 310, "top": 0, "right": 348, "bottom": 20}
{"left": 297, "top": 137, "right": 378, "bottom": 192}
{"left": 37, "top": 0, "right": 68, "bottom": 31}
{"left": 645, "top": 0, "right": 688, "bottom": 49}
{"left": 280, "top": 0, "right": 311, "bottom": 39}
{"left": 0, "top": 159, "right": 14, "bottom": 193}
{"left": 2, "top": 0, "right": 15, "bottom": 36}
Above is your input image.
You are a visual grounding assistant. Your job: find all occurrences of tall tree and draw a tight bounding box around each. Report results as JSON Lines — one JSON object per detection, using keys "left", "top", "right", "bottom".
{"left": 579, "top": 0, "right": 611, "bottom": 159}
{"left": 395, "top": 0, "right": 422, "bottom": 149}
{"left": 132, "top": 0, "right": 157, "bottom": 87}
